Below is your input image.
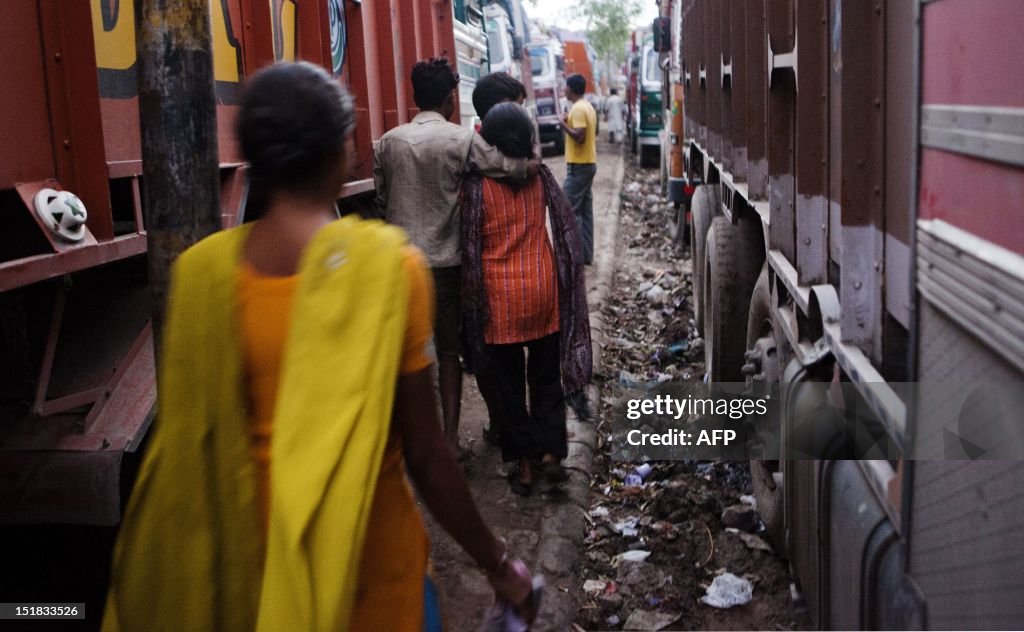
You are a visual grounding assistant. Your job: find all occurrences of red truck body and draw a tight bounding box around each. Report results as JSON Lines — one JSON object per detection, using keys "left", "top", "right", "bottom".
{"left": 0, "top": 0, "right": 461, "bottom": 526}
{"left": 666, "top": 0, "right": 1024, "bottom": 627}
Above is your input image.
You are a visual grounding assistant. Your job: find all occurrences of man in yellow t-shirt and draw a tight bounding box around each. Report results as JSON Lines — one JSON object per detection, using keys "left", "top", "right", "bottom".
{"left": 559, "top": 73, "right": 598, "bottom": 265}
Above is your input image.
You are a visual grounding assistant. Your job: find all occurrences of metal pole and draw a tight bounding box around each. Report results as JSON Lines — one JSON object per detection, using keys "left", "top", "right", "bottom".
{"left": 136, "top": 0, "right": 221, "bottom": 356}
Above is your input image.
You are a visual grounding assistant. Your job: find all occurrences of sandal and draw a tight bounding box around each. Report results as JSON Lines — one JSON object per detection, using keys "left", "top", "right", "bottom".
{"left": 507, "top": 466, "right": 533, "bottom": 497}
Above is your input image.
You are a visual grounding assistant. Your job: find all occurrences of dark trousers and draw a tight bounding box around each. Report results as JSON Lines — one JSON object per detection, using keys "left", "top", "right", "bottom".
{"left": 475, "top": 333, "right": 567, "bottom": 462}
{"left": 563, "top": 163, "right": 597, "bottom": 265}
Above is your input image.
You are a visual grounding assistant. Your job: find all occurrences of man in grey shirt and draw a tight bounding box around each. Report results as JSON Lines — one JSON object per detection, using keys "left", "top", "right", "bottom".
{"left": 374, "top": 58, "right": 537, "bottom": 457}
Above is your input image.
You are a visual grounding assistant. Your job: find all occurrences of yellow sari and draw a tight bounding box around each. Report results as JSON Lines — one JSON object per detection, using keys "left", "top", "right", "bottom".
{"left": 103, "top": 217, "right": 413, "bottom": 631}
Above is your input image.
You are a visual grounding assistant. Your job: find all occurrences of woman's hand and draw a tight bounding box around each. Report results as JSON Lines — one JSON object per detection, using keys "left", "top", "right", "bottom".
{"left": 488, "top": 558, "right": 537, "bottom": 623}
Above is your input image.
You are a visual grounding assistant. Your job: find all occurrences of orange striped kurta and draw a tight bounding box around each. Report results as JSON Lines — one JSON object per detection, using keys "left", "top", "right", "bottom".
{"left": 481, "top": 176, "right": 560, "bottom": 344}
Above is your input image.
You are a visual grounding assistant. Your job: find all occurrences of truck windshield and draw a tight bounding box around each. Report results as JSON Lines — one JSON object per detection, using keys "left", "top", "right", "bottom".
{"left": 530, "top": 47, "right": 550, "bottom": 76}
{"left": 486, "top": 20, "right": 506, "bottom": 65}
{"left": 644, "top": 47, "right": 660, "bottom": 83}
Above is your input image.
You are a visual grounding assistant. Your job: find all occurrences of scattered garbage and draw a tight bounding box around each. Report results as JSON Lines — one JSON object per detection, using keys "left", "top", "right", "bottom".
{"left": 623, "top": 609, "right": 680, "bottom": 630}
{"left": 583, "top": 579, "right": 608, "bottom": 594}
{"left": 721, "top": 504, "right": 761, "bottom": 533}
{"left": 623, "top": 463, "right": 653, "bottom": 487}
{"left": 613, "top": 517, "right": 639, "bottom": 538}
{"left": 571, "top": 164, "right": 807, "bottom": 630}
{"left": 700, "top": 572, "right": 754, "bottom": 608}
{"left": 613, "top": 550, "right": 652, "bottom": 564}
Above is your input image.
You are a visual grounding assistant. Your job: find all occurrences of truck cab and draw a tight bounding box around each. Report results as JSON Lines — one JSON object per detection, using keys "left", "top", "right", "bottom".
{"left": 483, "top": 2, "right": 521, "bottom": 80}
{"left": 529, "top": 40, "right": 566, "bottom": 153}
{"left": 633, "top": 33, "right": 663, "bottom": 167}
{"left": 452, "top": 0, "right": 489, "bottom": 129}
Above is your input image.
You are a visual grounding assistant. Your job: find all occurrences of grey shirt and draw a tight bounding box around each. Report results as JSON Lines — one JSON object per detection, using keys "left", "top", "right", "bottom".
{"left": 373, "top": 111, "right": 527, "bottom": 268}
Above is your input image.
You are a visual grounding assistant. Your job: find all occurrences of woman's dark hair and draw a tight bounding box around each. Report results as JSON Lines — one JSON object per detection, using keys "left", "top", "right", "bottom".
{"left": 479, "top": 102, "right": 534, "bottom": 160}
{"left": 236, "top": 61, "right": 354, "bottom": 206}
{"left": 473, "top": 72, "right": 526, "bottom": 120}
{"left": 411, "top": 58, "right": 460, "bottom": 110}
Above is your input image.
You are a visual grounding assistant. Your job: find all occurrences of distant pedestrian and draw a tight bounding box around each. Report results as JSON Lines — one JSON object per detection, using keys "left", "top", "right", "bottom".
{"left": 559, "top": 73, "right": 598, "bottom": 265}
{"left": 605, "top": 88, "right": 625, "bottom": 144}
{"left": 374, "top": 58, "right": 537, "bottom": 458}
{"left": 461, "top": 103, "right": 593, "bottom": 496}
{"left": 103, "top": 61, "right": 536, "bottom": 632}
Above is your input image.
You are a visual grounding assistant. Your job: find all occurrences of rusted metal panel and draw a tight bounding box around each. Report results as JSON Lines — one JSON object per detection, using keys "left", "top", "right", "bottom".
{"left": 921, "top": 0, "right": 1024, "bottom": 108}
{"left": 766, "top": 0, "right": 795, "bottom": 261}
{"left": 681, "top": 0, "right": 699, "bottom": 154}
{"left": 838, "top": 0, "right": 884, "bottom": 363}
{"left": 0, "top": 235, "right": 148, "bottom": 293}
{"left": 827, "top": 0, "right": 842, "bottom": 269}
{"left": 729, "top": 0, "right": 748, "bottom": 181}
{"left": 0, "top": 2, "right": 55, "bottom": 190}
{"left": 718, "top": 0, "right": 732, "bottom": 173}
{"left": 883, "top": 0, "right": 915, "bottom": 331}
{"left": 794, "top": 0, "right": 829, "bottom": 286}
{"left": 705, "top": 0, "right": 721, "bottom": 160}
{"left": 374, "top": 0, "right": 404, "bottom": 130}
{"left": 40, "top": 0, "right": 113, "bottom": 242}
{"left": 745, "top": 0, "right": 768, "bottom": 199}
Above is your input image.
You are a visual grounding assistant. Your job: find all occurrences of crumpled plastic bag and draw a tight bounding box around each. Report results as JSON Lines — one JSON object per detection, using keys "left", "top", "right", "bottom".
{"left": 700, "top": 572, "right": 753, "bottom": 608}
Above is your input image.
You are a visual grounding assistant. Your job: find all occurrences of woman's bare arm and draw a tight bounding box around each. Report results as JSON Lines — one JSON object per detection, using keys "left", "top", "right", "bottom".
{"left": 395, "top": 367, "right": 533, "bottom": 610}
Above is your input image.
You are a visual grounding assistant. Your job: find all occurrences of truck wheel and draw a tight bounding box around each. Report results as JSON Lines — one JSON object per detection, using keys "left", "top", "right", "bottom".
{"left": 631, "top": 131, "right": 638, "bottom": 154}
{"left": 745, "top": 265, "right": 785, "bottom": 555}
{"left": 554, "top": 134, "right": 565, "bottom": 155}
{"left": 703, "top": 215, "right": 764, "bottom": 381}
{"left": 689, "top": 185, "right": 716, "bottom": 331}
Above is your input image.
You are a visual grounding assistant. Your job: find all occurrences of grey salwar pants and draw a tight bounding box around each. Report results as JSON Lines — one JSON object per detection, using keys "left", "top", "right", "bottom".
{"left": 563, "top": 162, "right": 597, "bottom": 265}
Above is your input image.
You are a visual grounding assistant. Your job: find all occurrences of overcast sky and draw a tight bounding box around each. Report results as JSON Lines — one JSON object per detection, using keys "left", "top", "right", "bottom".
{"left": 524, "top": 0, "right": 659, "bottom": 32}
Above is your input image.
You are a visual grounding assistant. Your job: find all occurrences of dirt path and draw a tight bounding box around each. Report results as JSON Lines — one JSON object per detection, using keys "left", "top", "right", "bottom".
{"left": 425, "top": 140, "right": 624, "bottom": 631}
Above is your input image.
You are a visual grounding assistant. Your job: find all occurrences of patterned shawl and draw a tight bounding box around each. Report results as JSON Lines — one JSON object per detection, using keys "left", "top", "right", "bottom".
{"left": 461, "top": 165, "right": 593, "bottom": 418}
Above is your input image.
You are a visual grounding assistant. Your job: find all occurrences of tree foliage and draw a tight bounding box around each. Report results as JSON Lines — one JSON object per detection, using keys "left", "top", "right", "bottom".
{"left": 576, "top": 0, "right": 642, "bottom": 65}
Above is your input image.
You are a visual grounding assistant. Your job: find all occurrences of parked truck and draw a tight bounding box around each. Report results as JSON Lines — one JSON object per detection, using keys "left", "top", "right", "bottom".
{"left": 628, "top": 29, "right": 663, "bottom": 167}
{"left": 529, "top": 37, "right": 567, "bottom": 153}
{"left": 671, "top": 0, "right": 1024, "bottom": 628}
{"left": 453, "top": 0, "right": 491, "bottom": 128}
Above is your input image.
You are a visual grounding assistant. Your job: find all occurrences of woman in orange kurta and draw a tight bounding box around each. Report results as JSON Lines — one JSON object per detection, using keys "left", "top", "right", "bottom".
{"left": 104, "top": 62, "right": 536, "bottom": 632}
{"left": 232, "top": 63, "right": 537, "bottom": 630}
{"left": 469, "top": 103, "right": 572, "bottom": 496}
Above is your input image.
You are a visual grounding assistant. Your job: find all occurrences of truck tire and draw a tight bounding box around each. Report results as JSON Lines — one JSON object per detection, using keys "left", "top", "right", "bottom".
{"left": 669, "top": 202, "right": 687, "bottom": 252}
{"left": 554, "top": 134, "right": 565, "bottom": 156}
{"left": 689, "top": 185, "right": 716, "bottom": 332}
{"left": 631, "top": 130, "right": 638, "bottom": 154}
{"left": 746, "top": 265, "right": 785, "bottom": 555}
{"left": 703, "top": 215, "right": 764, "bottom": 381}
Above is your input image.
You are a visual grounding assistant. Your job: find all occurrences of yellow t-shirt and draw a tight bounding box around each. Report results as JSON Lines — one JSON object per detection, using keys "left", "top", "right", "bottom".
{"left": 565, "top": 98, "right": 597, "bottom": 164}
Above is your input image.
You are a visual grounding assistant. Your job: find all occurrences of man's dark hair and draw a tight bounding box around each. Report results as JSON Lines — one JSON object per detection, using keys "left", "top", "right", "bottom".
{"left": 236, "top": 61, "right": 354, "bottom": 206}
{"left": 473, "top": 72, "right": 527, "bottom": 120}
{"left": 610, "top": 88, "right": 618, "bottom": 95}
{"left": 411, "top": 58, "right": 460, "bottom": 110}
{"left": 479, "top": 103, "right": 534, "bottom": 160}
{"left": 566, "top": 73, "right": 586, "bottom": 97}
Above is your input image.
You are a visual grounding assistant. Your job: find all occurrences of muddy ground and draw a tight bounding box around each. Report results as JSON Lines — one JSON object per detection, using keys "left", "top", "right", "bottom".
{"left": 571, "top": 160, "right": 810, "bottom": 631}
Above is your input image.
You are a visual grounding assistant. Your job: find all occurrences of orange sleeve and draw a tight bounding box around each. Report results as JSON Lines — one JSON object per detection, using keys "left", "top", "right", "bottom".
{"left": 400, "top": 246, "right": 435, "bottom": 374}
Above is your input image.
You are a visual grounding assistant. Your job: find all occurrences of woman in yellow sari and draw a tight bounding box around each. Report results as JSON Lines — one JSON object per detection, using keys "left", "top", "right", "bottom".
{"left": 103, "top": 62, "right": 534, "bottom": 631}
